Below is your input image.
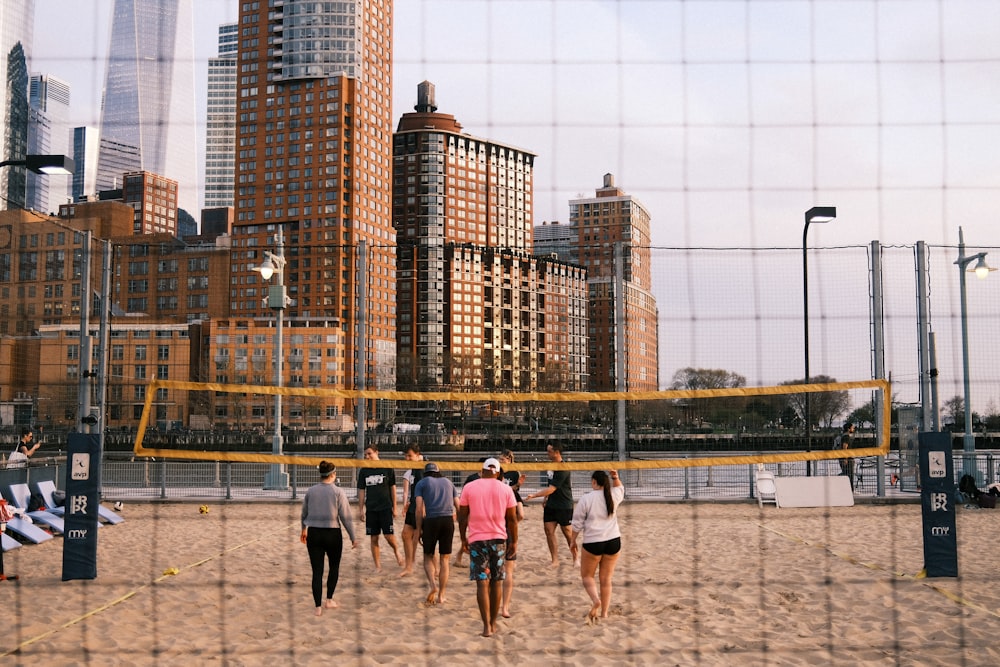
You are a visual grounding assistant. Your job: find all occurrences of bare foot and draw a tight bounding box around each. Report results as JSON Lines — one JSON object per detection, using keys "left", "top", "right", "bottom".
{"left": 500, "top": 608, "right": 511, "bottom": 618}
{"left": 549, "top": 560, "right": 560, "bottom": 569}
{"left": 394, "top": 551, "right": 405, "bottom": 567}
{"left": 587, "top": 603, "right": 601, "bottom": 623}
{"left": 436, "top": 594, "right": 447, "bottom": 605}
{"left": 424, "top": 591, "right": 438, "bottom": 606}
{"left": 314, "top": 607, "right": 323, "bottom": 617}
{"left": 324, "top": 599, "right": 339, "bottom": 609}
{"left": 399, "top": 569, "right": 412, "bottom": 578}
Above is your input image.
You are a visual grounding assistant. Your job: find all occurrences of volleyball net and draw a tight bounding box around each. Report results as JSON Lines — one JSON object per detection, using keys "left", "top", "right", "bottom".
{"left": 132, "top": 378, "right": 890, "bottom": 474}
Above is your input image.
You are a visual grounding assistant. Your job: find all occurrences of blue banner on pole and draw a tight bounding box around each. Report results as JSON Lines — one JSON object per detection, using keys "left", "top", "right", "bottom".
{"left": 919, "top": 432, "right": 958, "bottom": 578}
{"left": 62, "top": 433, "right": 101, "bottom": 581}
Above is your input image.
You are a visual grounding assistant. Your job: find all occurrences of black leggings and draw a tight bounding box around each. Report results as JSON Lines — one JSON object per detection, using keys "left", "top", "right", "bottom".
{"left": 306, "top": 527, "right": 344, "bottom": 607}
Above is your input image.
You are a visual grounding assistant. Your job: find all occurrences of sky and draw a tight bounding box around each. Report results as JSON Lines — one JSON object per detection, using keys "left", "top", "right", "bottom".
{"left": 29, "top": 0, "right": 1000, "bottom": 409}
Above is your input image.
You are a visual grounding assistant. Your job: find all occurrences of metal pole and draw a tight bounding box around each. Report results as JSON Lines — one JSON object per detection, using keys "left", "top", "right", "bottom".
{"left": 97, "top": 240, "right": 112, "bottom": 453}
{"left": 802, "top": 222, "right": 812, "bottom": 476}
{"left": 614, "top": 242, "right": 627, "bottom": 463}
{"left": 870, "top": 241, "right": 885, "bottom": 496}
{"left": 355, "top": 240, "right": 368, "bottom": 458}
{"left": 957, "top": 228, "right": 975, "bottom": 478}
{"left": 78, "top": 230, "right": 92, "bottom": 432}
{"left": 265, "top": 231, "right": 289, "bottom": 489}
{"left": 915, "top": 241, "right": 932, "bottom": 431}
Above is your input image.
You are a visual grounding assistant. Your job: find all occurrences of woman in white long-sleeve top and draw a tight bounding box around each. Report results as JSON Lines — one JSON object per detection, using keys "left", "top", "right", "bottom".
{"left": 300, "top": 461, "right": 358, "bottom": 616}
{"left": 569, "top": 469, "right": 624, "bottom": 622}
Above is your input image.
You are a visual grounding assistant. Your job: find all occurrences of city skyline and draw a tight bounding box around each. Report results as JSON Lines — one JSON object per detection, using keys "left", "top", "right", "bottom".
{"left": 18, "top": 1, "right": 1000, "bottom": 416}
{"left": 28, "top": 0, "right": 1000, "bottom": 248}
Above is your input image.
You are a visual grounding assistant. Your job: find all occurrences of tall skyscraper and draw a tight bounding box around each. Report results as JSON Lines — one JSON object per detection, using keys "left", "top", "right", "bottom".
{"left": 202, "top": 22, "right": 237, "bottom": 210}
{"left": 70, "top": 126, "right": 99, "bottom": 201}
{"left": 231, "top": 0, "right": 396, "bottom": 417}
{"left": 97, "top": 0, "right": 198, "bottom": 215}
{"left": 564, "top": 174, "right": 660, "bottom": 392}
{"left": 394, "top": 82, "right": 588, "bottom": 393}
{"left": 26, "top": 73, "right": 70, "bottom": 212}
{"left": 0, "top": 0, "right": 33, "bottom": 211}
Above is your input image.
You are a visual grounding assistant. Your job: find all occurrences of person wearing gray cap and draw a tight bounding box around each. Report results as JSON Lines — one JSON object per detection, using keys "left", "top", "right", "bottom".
{"left": 414, "top": 461, "right": 460, "bottom": 605}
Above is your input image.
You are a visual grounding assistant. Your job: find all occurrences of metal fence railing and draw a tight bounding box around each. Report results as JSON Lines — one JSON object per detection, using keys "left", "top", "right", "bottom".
{"left": 8, "top": 450, "right": 999, "bottom": 504}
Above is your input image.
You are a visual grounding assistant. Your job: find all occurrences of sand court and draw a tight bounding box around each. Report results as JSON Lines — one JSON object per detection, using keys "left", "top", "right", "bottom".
{"left": 1, "top": 500, "right": 998, "bottom": 665}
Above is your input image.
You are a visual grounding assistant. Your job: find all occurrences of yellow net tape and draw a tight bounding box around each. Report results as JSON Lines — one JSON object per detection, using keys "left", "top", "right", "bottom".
{"left": 133, "top": 378, "right": 891, "bottom": 471}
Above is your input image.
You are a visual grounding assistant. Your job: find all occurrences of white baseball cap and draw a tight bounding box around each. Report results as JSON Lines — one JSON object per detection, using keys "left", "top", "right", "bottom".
{"left": 482, "top": 457, "right": 501, "bottom": 472}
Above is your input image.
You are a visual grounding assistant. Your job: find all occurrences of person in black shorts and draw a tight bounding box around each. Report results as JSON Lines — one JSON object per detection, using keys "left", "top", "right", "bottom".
{"left": 498, "top": 449, "right": 524, "bottom": 617}
{"left": 414, "top": 462, "right": 459, "bottom": 605}
{"left": 399, "top": 444, "right": 424, "bottom": 577}
{"left": 525, "top": 443, "right": 577, "bottom": 567}
{"left": 357, "top": 445, "right": 403, "bottom": 572}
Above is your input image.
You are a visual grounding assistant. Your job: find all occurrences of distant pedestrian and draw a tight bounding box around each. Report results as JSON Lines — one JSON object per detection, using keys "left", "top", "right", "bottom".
{"left": 301, "top": 461, "right": 357, "bottom": 616}
{"left": 570, "top": 469, "right": 624, "bottom": 622}
{"left": 838, "top": 422, "right": 856, "bottom": 488}
{"left": 458, "top": 458, "right": 518, "bottom": 638}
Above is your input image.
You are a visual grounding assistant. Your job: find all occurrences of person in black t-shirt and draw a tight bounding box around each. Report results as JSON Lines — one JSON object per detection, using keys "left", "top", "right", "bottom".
{"left": 357, "top": 445, "right": 403, "bottom": 572}
{"left": 525, "top": 443, "right": 577, "bottom": 567}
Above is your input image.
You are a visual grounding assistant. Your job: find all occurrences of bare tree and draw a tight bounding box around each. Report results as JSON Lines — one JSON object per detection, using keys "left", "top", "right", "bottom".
{"left": 781, "top": 375, "right": 851, "bottom": 429}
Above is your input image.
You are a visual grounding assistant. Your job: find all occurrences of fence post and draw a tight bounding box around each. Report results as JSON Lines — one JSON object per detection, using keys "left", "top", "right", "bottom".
{"left": 160, "top": 459, "right": 167, "bottom": 499}
{"left": 225, "top": 461, "right": 232, "bottom": 500}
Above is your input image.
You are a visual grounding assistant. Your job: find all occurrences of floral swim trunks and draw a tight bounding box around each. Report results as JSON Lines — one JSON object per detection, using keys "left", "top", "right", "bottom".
{"left": 468, "top": 539, "right": 506, "bottom": 582}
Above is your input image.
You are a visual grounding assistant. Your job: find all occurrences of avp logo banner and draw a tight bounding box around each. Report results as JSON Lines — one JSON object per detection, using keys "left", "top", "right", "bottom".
{"left": 62, "top": 433, "right": 101, "bottom": 581}
{"left": 919, "top": 432, "right": 958, "bottom": 578}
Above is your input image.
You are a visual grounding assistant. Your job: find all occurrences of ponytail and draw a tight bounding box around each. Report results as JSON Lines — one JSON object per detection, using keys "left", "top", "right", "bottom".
{"left": 593, "top": 470, "right": 614, "bottom": 515}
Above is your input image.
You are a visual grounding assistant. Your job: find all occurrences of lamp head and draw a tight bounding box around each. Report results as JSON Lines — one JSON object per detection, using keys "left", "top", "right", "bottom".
{"left": 254, "top": 256, "right": 275, "bottom": 281}
{"left": 25, "top": 154, "right": 75, "bottom": 175}
{"left": 972, "top": 255, "right": 996, "bottom": 280}
{"left": 804, "top": 206, "right": 837, "bottom": 225}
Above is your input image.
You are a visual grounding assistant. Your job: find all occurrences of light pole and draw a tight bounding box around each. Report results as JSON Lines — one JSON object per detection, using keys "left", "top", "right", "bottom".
{"left": 0, "top": 155, "right": 79, "bottom": 423}
{"left": 253, "top": 232, "right": 290, "bottom": 490}
{"left": 803, "top": 206, "right": 836, "bottom": 476}
{"left": 954, "top": 226, "right": 994, "bottom": 478}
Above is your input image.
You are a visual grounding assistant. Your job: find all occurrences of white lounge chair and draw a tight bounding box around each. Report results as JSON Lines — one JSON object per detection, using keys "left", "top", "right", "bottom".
{"left": 1, "top": 511, "right": 54, "bottom": 544}
{"left": 8, "top": 483, "right": 65, "bottom": 534}
{"left": 35, "top": 480, "right": 123, "bottom": 525}
{"left": 755, "top": 464, "right": 778, "bottom": 508}
{"left": 2, "top": 531, "right": 22, "bottom": 552}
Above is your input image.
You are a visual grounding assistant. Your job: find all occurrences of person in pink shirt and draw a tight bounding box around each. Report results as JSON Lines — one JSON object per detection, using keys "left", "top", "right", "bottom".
{"left": 458, "top": 458, "right": 518, "bottom": 638}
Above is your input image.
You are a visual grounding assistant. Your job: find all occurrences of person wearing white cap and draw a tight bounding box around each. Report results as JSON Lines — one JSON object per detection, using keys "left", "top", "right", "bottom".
{"left": 458, "top": 457, "right": 518, "bottom": 637}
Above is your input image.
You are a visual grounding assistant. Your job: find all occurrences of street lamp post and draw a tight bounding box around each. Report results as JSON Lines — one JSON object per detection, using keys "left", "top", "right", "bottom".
{"left": 0, "top": 155, "right": 79, "bottom": 423}
{"left": 253, "top": 232, "right": 290, "bottom": 490}
{"left": 954, "top": 227, "right": 994, "bottom": 478}
{"left": 803, "top": 206, "right": 836, "bottom": 476}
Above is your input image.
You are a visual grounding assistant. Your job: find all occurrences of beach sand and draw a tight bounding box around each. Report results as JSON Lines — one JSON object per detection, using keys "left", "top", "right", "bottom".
{"left": 1, "top": 500, "right": 998, "bottom": 666}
